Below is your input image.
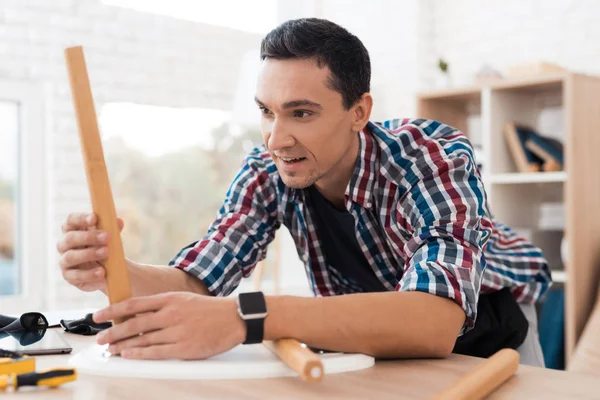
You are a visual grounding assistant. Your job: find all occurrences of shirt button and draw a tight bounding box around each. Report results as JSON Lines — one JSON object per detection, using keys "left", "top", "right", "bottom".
{"left": 365, "top": 202, "right": 372, "bottom": 208}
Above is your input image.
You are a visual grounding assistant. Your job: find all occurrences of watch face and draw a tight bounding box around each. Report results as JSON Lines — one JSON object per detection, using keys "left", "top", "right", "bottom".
{"left": 239, "top": 292, "right": 267, "bottom": 316}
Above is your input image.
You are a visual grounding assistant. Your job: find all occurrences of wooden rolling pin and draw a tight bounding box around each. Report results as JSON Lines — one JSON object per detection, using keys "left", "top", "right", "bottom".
{"left": 263, "top": 339, "right": 324, "bottom": 382}
{"left": 432, "top": 348, "right": 520, "bottom": 400}
{"left": 64, "top": 46, "right": 132, "bottom": 323}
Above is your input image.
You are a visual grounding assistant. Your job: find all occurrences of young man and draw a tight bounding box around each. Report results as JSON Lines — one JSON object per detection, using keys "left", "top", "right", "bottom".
{"left": 57, "top": 18, "right": 551, "bottom": 366}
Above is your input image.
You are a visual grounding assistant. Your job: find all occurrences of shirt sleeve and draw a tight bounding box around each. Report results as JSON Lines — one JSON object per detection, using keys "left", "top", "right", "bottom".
{"left": 168, "top": 149, "right": 281, "bottom": 296}
{"left": 395, "top": 126, "right": 494, "bottom": 334}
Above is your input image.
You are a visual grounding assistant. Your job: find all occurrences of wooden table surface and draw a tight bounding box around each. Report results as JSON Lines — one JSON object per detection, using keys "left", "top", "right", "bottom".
{"left": 5, "top": 328, "right": 599, "bottom": 399}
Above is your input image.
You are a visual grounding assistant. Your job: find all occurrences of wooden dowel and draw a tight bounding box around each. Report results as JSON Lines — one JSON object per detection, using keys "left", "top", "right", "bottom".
{"left": 263, "top": 339, "right": 324, "bottom": 382}
{"left": 64, "top": 46, "right": 132, "bottom": 323}
{"left": 432, "top": 348, "right": 520, "bottom": 400}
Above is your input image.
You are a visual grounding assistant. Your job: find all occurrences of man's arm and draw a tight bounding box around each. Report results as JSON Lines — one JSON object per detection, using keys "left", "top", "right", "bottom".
{"left": 266, "top": 291, "right": 465, "bottom": 358}
{"left": 123, "top": 260, "right": 210, "bottom": 297}
{"left": 93, "top": 288, "right": 465, "bottom": 360}
{"left": 167, "top": 148, "right": 281, "bottom": 296}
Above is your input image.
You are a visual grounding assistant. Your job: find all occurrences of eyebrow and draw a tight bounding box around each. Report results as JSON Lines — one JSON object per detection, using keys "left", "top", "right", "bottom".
{"left": 254, "top": 97, "right": 323, "bottom": 110}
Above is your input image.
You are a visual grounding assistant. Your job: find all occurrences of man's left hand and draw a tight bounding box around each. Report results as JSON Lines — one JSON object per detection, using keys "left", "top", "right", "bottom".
{"left": 93, "top": 292, "right": 246, "bottom": 360}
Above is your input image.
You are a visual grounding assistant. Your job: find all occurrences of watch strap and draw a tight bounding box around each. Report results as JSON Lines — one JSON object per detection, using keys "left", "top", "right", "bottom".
{"left": 238, "top": 292, "right": 267, "bottom": 345}
{"left": 243, "top": 317, "right": 265, "bottom": 345}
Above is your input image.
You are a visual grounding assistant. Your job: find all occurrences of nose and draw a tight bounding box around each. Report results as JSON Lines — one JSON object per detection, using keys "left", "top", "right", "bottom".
{"left": 267, "top": 118, "right": 295, "bottom": 152}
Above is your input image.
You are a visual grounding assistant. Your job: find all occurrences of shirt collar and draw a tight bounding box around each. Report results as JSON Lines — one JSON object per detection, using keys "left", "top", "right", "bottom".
{"left": 344, "top": 123, "right": 380, "bottom": 210}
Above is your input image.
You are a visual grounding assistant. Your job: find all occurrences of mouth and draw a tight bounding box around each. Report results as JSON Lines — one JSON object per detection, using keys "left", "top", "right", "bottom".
{"left": 278, "top": 156, "right": 307, "bottom": 165}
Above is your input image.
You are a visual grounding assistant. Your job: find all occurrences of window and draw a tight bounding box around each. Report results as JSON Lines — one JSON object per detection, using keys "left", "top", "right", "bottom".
{"left": 0, "top": 82, "right": 45, "bottom": 312}
{"left": 99, "top": 102, "right": 310, "bottom": 294}
{"left": 99, "top": 103, "right": 262, "bottom": 265}
{"left": 0, "top": 101, "right": 19, "bottom": 296}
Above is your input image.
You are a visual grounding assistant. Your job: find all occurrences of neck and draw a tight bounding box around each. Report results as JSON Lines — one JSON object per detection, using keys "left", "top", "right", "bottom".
{"left": 314, "top": 133, "right": 360, "bottom": 209}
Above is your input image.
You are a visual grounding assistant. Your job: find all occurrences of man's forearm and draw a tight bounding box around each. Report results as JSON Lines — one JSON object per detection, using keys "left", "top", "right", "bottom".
{"left": 102, "top": 260, "right": 210, "bottom": 297}
{"left": 264, "top": 291, "right": 465, "bottom": 358}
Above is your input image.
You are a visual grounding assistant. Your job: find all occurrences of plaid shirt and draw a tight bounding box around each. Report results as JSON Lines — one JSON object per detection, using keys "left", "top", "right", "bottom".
{"left": 170, "top": 118, "right": 552, "bottom": 333}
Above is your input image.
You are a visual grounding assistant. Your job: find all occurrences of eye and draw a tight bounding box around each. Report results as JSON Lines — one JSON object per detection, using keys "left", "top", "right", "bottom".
{"left": 293, "top": 110, "right": 311, "bottom": 118}
{"left": 258, "top": 106, "right": 273, "bottom": 117}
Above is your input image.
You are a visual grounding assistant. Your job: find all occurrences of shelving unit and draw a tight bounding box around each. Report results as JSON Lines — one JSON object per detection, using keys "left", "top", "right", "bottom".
{"left": 489, "top": 171, "right": 567, "bottom": 184}
{"left": 417, "top": 72, "right": 600, "bottom": 362}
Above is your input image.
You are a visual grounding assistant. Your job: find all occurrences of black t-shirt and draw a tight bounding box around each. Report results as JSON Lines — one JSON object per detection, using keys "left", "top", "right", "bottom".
{"left": 306, "top": 185, "right": 386, "bottom": 292}
{"left": 306, "top": 185, "right": 529, "bottom": 357}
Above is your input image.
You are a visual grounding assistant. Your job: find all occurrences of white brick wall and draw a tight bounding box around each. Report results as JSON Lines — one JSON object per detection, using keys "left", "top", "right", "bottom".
{"left": 0, "top": 0, "right": 261, "bottom": 309}
{"left": 419, "top": 0, "right": 600, "bottom": 89}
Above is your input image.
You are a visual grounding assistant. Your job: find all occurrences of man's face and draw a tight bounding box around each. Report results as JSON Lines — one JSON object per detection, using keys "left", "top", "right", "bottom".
{"left": 255, "top": 58, "right": 358, "bottom": 189}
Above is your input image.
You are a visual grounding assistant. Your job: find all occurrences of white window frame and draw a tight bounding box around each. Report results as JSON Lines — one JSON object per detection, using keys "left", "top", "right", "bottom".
{"left": 0, "top": 82, "right": 46, "bottom": 313}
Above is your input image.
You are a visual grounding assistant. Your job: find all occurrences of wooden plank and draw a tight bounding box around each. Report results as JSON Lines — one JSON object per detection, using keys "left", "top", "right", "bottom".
{"left": 417, "top": 86, "right": 480, "bottom": 101}
{"left": 565, "top": 72, "right": 600, "bottom": 361}
{"left": 64, "top": 46, "right": 132, "bottom": 322}
{"left": 568, "top": 293, "right": 600, "bottom": 375}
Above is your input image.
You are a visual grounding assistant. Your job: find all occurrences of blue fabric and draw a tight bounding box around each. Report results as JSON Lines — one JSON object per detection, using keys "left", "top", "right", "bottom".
{"left": 538, "top": 287, "right": 565, "bottom": 370}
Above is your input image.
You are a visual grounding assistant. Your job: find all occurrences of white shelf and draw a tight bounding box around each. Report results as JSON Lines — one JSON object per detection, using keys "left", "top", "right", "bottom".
{"left": 487, "top": 172, "right": 567, "bottom": 184}
{"left": 552, "top": 270, "right": 567, "bottom": 283}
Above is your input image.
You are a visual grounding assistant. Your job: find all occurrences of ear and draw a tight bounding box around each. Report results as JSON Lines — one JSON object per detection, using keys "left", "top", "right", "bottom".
{"left": 350, "top": 93, "right": 373, "bottom": 132}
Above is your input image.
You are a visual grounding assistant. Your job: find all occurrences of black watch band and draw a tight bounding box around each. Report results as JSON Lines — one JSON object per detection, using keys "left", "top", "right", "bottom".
{"left": 237, "top": 292, "right": 267, "bottom": 345}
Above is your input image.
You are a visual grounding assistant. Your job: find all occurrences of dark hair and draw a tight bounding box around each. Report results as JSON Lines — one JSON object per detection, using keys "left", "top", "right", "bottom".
{"left": 260, "top": 18, "right": 371, "bottom": 110}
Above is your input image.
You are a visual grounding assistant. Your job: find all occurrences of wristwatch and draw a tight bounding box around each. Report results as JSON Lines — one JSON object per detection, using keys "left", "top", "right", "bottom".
{"left": 236, "top": 291, "right": 268, "bottom": 344}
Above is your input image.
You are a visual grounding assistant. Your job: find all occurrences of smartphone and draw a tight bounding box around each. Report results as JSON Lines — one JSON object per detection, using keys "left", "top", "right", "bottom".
{"left": 0, "top": 330, "right": 72, "bottom": 356}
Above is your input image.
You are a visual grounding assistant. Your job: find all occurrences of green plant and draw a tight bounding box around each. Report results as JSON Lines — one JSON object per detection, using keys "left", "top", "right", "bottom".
{"left": 438, "top": 58, "right": 449, "bottom": 74}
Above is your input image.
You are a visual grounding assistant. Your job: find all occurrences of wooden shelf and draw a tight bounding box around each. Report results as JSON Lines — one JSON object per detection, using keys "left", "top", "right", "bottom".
{"left": 489, "top": 73, "right": 566, "bottom": 92}
{"left": 418, "top": 74, "right": 568, "bottom": 101}
{"left": 417, "top": 72, "right": 600, "bottom": 362}
{"left": 417, "top": 86, "right": 481, "bottom": 101}
{"left": 487, "top": 172, "right": 567, "bottom": 184}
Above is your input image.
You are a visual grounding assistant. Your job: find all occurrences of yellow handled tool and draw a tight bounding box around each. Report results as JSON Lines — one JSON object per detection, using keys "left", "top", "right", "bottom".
{"left": 0, "top": 356, "right": 35, "bottom": 375}
{"left": 0, "top": 368, "right": 77, "bottom": 390}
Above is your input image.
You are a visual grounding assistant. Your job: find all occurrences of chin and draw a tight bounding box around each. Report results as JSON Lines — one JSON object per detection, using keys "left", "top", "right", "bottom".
{"left": 280, "top": 174, "right": 316, "bottom": 189}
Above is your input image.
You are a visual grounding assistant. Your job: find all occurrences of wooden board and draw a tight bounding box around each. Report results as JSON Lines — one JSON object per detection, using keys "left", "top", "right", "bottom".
{"left": 565, "top": 72, "right": 600, "bottom": 360}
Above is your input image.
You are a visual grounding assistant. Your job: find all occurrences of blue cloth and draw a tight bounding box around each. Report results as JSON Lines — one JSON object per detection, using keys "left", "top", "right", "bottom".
{"left": 538, "top": 287, "right": 565, "bottom": 369}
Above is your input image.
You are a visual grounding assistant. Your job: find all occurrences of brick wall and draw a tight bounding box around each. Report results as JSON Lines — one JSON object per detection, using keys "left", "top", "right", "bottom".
{"left": 0, "top": 0, "right": 261, "bottom": 309}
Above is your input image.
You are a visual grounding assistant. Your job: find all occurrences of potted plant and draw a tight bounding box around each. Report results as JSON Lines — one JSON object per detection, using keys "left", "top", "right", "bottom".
{"left": 436, "top": 58, "right": 451, "bottom": 88}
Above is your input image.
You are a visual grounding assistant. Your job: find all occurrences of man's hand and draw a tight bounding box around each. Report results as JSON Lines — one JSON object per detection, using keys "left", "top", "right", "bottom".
{"left": 57, "top": 212, "right": 125, "bottom": 292}
{"left": 93, "top": 292, "right": 246, "bottom": 360}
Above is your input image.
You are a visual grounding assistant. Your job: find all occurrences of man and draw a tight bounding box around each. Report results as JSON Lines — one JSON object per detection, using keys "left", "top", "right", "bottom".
{"left": 57, "top": 18, "right": 551, "bottom": 366}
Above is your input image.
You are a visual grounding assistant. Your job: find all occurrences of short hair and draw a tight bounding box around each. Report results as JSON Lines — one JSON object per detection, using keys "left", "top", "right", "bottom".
{"left": 260, "top": 18, "right": 371, "bottom": 110}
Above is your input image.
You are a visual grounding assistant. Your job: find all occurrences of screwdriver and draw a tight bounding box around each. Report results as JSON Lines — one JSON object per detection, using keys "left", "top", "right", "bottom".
{"left": 0, "top": 368, "right": 77, "bottom": 390}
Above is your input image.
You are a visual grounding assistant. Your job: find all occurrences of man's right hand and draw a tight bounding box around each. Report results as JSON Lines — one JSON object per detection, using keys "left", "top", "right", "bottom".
{"left": 57, "top": 212, "right": 124, "bottom": 293}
